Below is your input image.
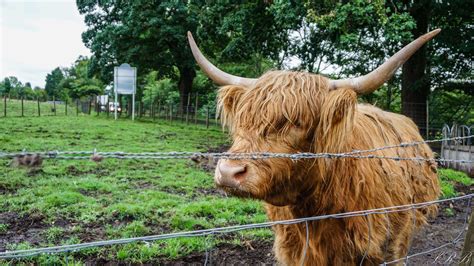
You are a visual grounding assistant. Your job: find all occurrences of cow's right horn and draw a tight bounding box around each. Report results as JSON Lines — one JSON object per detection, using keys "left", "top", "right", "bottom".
{"left": 188, "top": 32, "right": 257, "bottom": 87}
{"left": 329, "top": 29, "right": 441, "bottom": 94}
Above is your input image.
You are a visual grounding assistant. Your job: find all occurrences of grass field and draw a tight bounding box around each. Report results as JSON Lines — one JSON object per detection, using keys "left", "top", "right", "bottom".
{"left": 0, "top": 110, "right": 471, "bottom": 264}
{"left": 0, "top": 99, "right": 79, "bottom": 117}
{"left": 0, "top": 115, "right": 271, "bottom": 264}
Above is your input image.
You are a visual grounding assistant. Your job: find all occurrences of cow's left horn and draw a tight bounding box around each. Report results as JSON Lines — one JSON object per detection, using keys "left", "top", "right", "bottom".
{"left": 329, "top": 29, "right": 441, "bottom": 94}
{"left": 187, "top": 32, "right": 257, "bottom": 87}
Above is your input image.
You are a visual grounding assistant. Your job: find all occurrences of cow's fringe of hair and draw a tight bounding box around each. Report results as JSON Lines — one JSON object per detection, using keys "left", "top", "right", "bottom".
{"left": 218, "top": 70, "right": 329, "bottom": 137}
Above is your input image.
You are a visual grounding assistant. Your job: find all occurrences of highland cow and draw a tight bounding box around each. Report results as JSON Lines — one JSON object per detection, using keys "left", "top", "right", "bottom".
{"left": 188, "top": 30, "right": 441, "bottom": 265}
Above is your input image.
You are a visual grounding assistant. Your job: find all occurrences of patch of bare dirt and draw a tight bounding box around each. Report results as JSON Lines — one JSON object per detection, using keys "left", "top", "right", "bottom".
{"left": 0, "top": 212, "right": 46, "bottom": 252}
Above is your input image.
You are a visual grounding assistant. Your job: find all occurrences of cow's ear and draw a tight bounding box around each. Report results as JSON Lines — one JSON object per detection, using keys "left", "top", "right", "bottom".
{"left": 315, "top": 88, "right": 356, "bottom": 153}
{"left": 217, "top": 85, "right": 246, "bottom": 128}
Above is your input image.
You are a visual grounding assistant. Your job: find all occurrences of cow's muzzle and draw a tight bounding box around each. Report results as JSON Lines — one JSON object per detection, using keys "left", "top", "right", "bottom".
{"left": 214, "top": 159, "right": 248, "bottom": 189}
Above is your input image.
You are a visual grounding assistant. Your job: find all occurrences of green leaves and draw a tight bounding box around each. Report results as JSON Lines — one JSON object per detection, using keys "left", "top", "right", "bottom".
{"left": 45, "top": 67, "right": 66, "bottom": 99}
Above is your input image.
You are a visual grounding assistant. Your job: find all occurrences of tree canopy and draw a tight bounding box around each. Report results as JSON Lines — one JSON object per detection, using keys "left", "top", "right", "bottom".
{"left": 73, "top": 0, "right": 474, "bottom": 127}
{"left": 45, "top": 67, "right": 66, "bottom": 99}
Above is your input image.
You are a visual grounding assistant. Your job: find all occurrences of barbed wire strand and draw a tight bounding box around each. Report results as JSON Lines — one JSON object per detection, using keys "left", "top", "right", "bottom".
{"left": 0, "top": 135, "right": 473, "bottom": 163}
{"left": 384, "top": 196, "right": 472, "bottom": 265}
{"left": 1, "top": 194, "right": 471, "bottom": 260}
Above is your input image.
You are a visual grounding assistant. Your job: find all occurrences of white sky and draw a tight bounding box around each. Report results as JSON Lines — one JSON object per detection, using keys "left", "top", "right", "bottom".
{"left": 0, "top": 0, "right": 90, "bottom": 88}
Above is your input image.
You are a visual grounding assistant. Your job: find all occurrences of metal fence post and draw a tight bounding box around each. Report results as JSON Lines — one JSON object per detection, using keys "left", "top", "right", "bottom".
{"left": 3, "top": 95, "right": 6, "bottom": 117}
{"left": 76, "top": 99, "right": 79, "bottom": 116}
{"left": 65, "top": 99, "right": 68, "bottom": 116}
{"left": 21, "top": 97, "right": 24, "bottom": 117}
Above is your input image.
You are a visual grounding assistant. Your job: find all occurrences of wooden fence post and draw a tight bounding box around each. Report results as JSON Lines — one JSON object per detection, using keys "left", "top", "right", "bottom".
{"left": 76, "top": 99, "right": 79, "bottom": 116}
{"left": 3, "top": 95, "right": 6, "bottom": 117}
{"left": 53, "top": 96, "right": 56, "bottom": 116}
{"left": 460, "top": 212, "right": 474, "bottom": 266}
{"left": 157, "top": 101, "right": 161, "bottom": 120}
{"left": 88, "top": 98, "right": 92, "bottom": 115}
{"left": 139, "top": 101, "right": 142, "bottom": 118}
{"left": 21, "top": 97, "right": 24, "bottom": 117}
{"left": 37, "top": 97, "right": 41, "bottom": 117}
{"left": 169, "top": 104, "right": 173, "bottom": 121}
{"left": 151, "top": 101, "right": 155, "bottom": 120}
{"left": 194, "top": 93, "right": 198, "bottom": 124}
{"left": 65, "top": 99, "right": 68, "bottom": 116}
{"left": 107, "top": 99, "right": 110, "bottom": 118}
{"left": 186, "top": 94, "right": 191, "bottom": 124}
{"left": 206, "top": 106, "right": 209, "bottom": 129}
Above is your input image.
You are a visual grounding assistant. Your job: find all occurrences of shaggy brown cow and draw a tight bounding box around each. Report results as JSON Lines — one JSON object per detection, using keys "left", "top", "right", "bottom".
{"left": 188, "top": 30, "right": 441, "bottom": 265}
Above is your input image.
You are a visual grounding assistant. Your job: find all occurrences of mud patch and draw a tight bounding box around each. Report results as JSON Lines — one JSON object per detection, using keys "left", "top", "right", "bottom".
{"left": 0, "top": 212, "right": 46, "bottom": 252}
{"left": 66, "top": 165, "right": 110, "bottom": 177}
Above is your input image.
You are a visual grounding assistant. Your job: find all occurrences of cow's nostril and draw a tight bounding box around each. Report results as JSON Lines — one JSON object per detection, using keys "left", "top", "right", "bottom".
{"left": 234, "top": 165, "right": 247, "bottom": 180}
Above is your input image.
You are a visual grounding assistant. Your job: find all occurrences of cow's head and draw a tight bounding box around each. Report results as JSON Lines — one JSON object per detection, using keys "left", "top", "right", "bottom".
{"left": 188, "top": 30, "right": 440, "bottom": 206}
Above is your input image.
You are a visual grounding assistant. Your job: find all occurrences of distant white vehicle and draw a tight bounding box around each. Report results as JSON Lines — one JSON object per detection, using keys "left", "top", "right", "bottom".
{"left": 108, "top": 102, "right": 121, "bottom": 112}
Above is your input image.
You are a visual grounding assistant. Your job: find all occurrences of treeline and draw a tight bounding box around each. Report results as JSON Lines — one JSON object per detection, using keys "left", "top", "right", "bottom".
{"left": 2, "top": 1, "right": 471, "bottom": 127}
{"left": 0, "top": 56, "right": 104, "bottom": 102}
{"left": 75, "top": 1, "right": 472, "bottom": 128}
{"left": 0, "top": 77, "right": 46, "bottom": 100}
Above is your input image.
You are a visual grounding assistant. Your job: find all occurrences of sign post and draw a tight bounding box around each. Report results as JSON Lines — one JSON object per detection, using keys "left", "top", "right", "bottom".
{"left": 114, "top": 63, "right": 137, "bottom": 120}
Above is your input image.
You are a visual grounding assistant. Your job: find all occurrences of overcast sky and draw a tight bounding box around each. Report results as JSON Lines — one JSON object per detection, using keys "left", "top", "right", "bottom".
{"left": 0, "top": 0, "right": 90, "bottom": 88}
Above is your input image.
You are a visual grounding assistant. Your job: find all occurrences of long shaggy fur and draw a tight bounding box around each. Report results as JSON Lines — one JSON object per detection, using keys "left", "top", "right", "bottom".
{"left": 217, "top": 70, "right": 440, "bottom": 265}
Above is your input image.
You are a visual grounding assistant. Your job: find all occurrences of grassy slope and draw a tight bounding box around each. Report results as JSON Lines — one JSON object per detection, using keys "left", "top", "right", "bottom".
{"left": 0, "top": 116, "right": 269, "bottom": 264}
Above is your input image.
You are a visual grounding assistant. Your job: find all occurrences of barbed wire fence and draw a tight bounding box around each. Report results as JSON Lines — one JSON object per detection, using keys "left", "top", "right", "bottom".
{"left": 0, "top": 195, "right": 472, "bottom": 264}
{"left": 0, "top": 135, "right": 473, "bottom": 264}
{"left": 1, "top": 136, "right": 473, "bottom": 162}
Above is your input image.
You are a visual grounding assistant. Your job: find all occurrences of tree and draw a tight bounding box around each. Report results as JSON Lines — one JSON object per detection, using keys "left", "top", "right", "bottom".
{"left": 77, "top": 0, "right": 198, "bottom": 110}
{"left": 302, "top": 0, "right": 472, "bottom": 131}
{"left": 1, "top": 78, "right": 12, "bottom": 96}
{"left": 45, "top": 67, "right": 65, "bottom": 99}
{"left": 77, "top": 1, "right": 302, "bottom": 110}
{"left": 194, "top": 1, "right": 305, "bottom": 73}
{"left": 61, "top": 57, "right": 104, "bottom": 99}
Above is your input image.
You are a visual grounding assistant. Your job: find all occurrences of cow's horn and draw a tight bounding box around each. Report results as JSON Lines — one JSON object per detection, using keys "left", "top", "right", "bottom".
{"left": 188, "top": 32, "right": 257, "bottom": 87}
{"left": 329, "top": 29, "right": 441, "bottom": 94}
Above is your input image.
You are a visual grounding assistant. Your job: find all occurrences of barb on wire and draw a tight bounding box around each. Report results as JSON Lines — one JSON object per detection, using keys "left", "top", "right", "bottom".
{"left": 1, "top": 194, "right": 472, "bottom": 260}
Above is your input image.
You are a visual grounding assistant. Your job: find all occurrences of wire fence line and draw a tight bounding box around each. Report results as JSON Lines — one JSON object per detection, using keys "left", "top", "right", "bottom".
{"left": 0, "top": 194, "right": 472, "bottom": 262}
{"left": 1, "top": 135, "right": 472, "bottom": 263}
{"left": 0, "top": 135, "right": 473, "bottom": 163}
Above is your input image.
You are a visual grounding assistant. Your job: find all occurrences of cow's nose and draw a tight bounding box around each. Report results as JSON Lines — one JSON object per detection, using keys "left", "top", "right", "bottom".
{"left": 215, "top": 160, "right": 247, "bottom": 187}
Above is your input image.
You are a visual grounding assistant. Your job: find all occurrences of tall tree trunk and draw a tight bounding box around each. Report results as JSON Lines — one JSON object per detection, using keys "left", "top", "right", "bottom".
{"left": 178, "top": 67, "right": 196, "bottom": 113}
{"left": 401, "top": 1, "right": 432, "bottom": 136}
